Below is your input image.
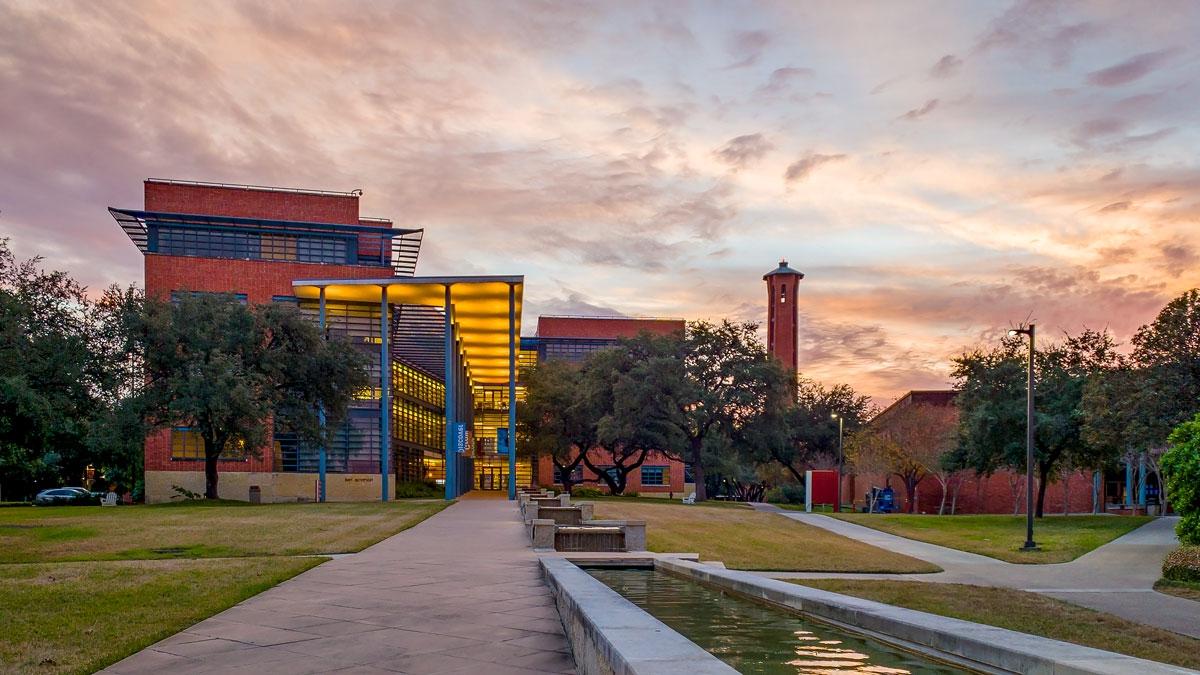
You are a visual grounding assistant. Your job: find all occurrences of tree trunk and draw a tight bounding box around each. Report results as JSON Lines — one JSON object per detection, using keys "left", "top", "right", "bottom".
{"left": 950, "top": 477, "right": 961, "bottom": 515}
{"left": 936, "top": 475, "right": 948, "bottom": 515}
{"left": 903, "top": 474, "right": 919, "bottom": 513}
{"left": 204, "top": 453, "right": 220, "bottom": 500}
{"left": 690, "top": 437, "right": 707, "bottom": 502}
{"left": 1036, "top": 462, "right": 1050, "bottom": 518}
{"left": 1061, "top": 471, "right": 1070, "bottom": 515}
{"left": 202, "top": 434, "right": 223, "bottom": 500}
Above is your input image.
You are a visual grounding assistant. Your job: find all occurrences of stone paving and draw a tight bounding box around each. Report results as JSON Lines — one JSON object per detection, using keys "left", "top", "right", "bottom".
{"left": 101, "top": 494, "right": 576, "bottom": 674}
{"left": 751, "top": 505, "right": 1200, "bottom": 639}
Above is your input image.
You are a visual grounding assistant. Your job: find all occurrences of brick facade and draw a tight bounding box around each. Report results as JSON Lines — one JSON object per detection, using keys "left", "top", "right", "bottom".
{"left": 134, "top": 180, "right": 393, "bottom": 484}
{"left": 536, "top": 449, "right": 687, "bottom": 496}
{"left": 536, "top": 316, "right": 684, "bottom": 339}
{"left": 145, "top": 180, "right": 361, "bottom": 225}
{"left": 844, "top": 468, "right": 1102, "bottom": 514}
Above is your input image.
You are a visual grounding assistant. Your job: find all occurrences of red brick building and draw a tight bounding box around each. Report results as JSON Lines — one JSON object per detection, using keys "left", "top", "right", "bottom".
{"left": 527, "top": 316, "right": 690, "bottom": 497}
{"left": 112, "top": 179, "right": 424, "bottom": 502}
{"left": 845, "top": 390, "right": 1106, "bottom": 514}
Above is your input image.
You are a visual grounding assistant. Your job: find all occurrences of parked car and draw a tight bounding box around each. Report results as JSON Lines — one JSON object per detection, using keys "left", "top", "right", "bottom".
{"left": 34, "top": 488, "right": 98, "bottom": 506}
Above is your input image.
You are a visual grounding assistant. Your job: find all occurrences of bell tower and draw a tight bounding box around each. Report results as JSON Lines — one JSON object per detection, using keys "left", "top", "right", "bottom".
{"left": 764, "top": 259, "right": 804, "bottom": 372}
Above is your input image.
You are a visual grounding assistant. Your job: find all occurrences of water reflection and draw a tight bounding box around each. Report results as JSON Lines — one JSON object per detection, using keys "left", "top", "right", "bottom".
{"left": 587, "top": 568, "right": 965, "bottom": 675}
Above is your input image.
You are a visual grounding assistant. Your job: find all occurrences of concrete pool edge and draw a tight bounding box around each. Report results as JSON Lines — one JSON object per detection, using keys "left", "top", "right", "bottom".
{"left": 655, "top": 557, "right": 1198, "bottom": 675}
{"left": 539, "top": 557, "right": 736, "bottom": 675}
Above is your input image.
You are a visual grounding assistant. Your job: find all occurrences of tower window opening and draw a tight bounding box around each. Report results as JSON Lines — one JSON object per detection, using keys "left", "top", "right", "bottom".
{"left": 780, "top": 284, "right": 787, "bottom": 304}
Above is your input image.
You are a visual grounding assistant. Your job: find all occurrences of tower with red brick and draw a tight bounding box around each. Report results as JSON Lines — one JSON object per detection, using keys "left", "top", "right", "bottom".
{"left": 764, "top": 259, "right": 804, "bottom": 371}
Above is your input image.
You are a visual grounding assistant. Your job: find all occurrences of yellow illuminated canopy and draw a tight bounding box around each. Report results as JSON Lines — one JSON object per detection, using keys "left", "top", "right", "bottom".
{"left": 292, "top": 276, "right": 523, "bottom": 386}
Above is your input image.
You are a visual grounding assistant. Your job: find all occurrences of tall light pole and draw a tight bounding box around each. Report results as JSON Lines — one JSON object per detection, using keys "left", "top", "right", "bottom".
{"left": 1009, "top": 324, "right": 1037, "bottom": 550}
{"left": 831, "top": 413, "right": 844, "bottom": 513}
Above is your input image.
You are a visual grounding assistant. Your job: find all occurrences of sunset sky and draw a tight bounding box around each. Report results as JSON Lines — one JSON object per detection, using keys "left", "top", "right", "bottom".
{"left": 2, "top": 1, "right": 1197, "bottom": 403}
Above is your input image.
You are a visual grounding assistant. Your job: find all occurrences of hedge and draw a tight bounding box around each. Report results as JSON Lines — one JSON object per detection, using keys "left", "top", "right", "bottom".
{"left": 1163, "top": 546, "right": 1200, "bottom": 584}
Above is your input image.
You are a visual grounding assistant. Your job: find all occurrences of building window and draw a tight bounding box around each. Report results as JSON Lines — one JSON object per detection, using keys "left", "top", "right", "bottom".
{"left": 170, "top": 290, "right": 248, "bottom": 305}
{"left": 553, "top": 465, "right": 584, "bottom": 484}
{"left": 170, "top": 428, "right": 246, "bottom": 461}
{"left": 640, "top": 466, "right": 667, "bottom": 486}
{"left": 155, "top": 225, "right": 351, "bottom": 265}
{"left": 684, "top": 463, "right": 695, "bottom": 484}
{"left": 271, "top": 295, "right": 299, "bottom": 305}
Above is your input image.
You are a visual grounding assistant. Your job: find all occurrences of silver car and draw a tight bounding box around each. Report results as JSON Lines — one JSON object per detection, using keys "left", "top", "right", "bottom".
{"left": 34, "top": 487, "right": 95, "bottom": 505}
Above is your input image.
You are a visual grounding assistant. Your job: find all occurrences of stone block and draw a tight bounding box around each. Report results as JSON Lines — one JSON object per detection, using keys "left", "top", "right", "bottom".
{"left": 531, "top": 519, "right": 556, "bottom": 550}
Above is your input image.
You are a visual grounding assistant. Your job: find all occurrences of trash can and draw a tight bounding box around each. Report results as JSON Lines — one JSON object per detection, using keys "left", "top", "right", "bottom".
{"left": 249, "top": 485, "right": 261, "bottom": 504}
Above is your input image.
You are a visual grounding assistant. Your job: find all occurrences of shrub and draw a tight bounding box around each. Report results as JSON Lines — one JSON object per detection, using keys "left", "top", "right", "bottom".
{"left": 767, "top": 483, "right": 805, "bottom": 505}
{"left": 1163, "top": 546, "right": 1200, "bottom": 584}
{"left": 393, "top": 481, "right": 442, "bottom": 499}
{"left": 1163, "top": 413, "right": 1200, "bottom": 545}
{"left": 571, "top": 486, "right": 604, "bottom": 498}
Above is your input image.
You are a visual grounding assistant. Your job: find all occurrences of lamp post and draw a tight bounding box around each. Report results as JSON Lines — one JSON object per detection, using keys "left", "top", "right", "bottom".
{"left": 1009, "top": 324, "right": 1037, "bottom": 550}
{"left": 831, "top": 413, "right": 844, "bottom": 513}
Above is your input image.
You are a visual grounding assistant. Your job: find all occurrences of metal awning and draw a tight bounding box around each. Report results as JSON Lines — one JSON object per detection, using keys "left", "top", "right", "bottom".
{"left": 109, "top": 208, "right": 423, "bottom": 277}
{"left": 292, "top": 276, "right": 523, "bottom": 386}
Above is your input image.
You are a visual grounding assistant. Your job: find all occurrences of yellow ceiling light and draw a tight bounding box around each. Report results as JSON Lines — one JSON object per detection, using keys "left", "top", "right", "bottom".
{"left": 292, "top": 275, "right": 523, "bottom": 385}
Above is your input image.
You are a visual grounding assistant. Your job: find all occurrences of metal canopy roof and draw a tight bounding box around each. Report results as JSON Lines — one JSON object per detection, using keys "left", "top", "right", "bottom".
{"left": 293, "top": 276, "right": 524, "bottom": 385}
{"left": 109, "top": 208, "right": 424, "bottom": 277}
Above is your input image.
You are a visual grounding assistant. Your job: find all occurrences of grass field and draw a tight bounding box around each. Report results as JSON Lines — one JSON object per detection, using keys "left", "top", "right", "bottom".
{"left": 1, "top": 557, "right": 322, "bottom": 674}
{"left": 591, "top": 499, "right": 939, "bottom": 572}
{"left": 798, "top": 579, "right": 1200, "bottom": 670}
{"left": 0, "top": 499, "right": 449, "bottom": 674}
{"left": 829, "top": 513, "right": 1151, "bottom": 563}
{"left": 0, "top": 499, "right": 448, "bottom": 563}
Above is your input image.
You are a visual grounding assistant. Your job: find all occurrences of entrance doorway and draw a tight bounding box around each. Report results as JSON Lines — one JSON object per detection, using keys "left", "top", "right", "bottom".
{"left": 478, "top": 466, "right": 504, "bottom": 491}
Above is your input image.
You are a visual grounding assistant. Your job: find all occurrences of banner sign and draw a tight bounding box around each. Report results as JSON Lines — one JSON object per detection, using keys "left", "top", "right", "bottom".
{"left": 496, "top": 427, "right": 509, "bottom": 455}
{"left": 454, "top": 423, "right": 468, "bottom": 455}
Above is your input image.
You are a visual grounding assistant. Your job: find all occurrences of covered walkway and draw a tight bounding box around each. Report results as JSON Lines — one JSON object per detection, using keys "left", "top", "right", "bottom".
{"left": 102, "top": 495, "right": 575, "bottom": 674}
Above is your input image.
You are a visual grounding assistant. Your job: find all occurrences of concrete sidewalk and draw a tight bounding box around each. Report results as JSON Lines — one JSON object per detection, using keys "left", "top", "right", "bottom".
{"left": 101, "top": 495, "right": 575, "bottom": 674}
{"left": 755, "top": 506, "right": 1200, "bottom": 639}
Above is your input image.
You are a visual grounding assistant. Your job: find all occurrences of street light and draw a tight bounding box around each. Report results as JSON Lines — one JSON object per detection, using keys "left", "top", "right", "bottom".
{"left": 831, "top": 413, "right": 844, "bottom": 513}
{"left": 1008, "top": 324, "right": 1037, "bottom": 550}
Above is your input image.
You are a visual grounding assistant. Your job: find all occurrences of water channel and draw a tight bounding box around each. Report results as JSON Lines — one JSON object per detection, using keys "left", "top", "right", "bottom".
{"left": 588, "top": 567, "right": 970, "bottom": 675}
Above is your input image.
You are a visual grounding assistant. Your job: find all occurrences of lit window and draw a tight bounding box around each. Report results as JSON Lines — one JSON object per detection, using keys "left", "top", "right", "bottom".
{"left": 170, "top": 428, "right": 247, "bottom": 461}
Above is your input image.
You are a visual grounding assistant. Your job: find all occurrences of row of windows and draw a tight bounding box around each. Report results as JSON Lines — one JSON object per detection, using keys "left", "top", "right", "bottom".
{"left": 157, "top": 226, "right": 354, "bottom": 265}
{"left": 274, "top": 410, "right": 382, "bottom": 473}
{"left": 393, "top": 362, "right": 444, "bottom": 409}
{"left": 393, "top": 398, "right": 445, "bottom": 452}
{"left": 538, "top": 339, "right": 618, "bottom": 363}
{"left": 550, "top": 464, "right": 670, "bottom": 486}
{"left": 170, "top": 428, "right": 246, "bottom": 460}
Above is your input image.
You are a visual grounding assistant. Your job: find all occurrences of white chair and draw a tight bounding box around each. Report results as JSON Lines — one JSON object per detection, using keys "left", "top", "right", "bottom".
{"left": 101, "top": 492, "right": 119, "bottom": 507}
{"left": 681, "top": 492, "right": 696, "bottom": 504}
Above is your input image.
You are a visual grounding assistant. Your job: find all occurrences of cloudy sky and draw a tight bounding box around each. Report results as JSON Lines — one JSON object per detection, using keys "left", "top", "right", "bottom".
{"left": 2, "top": 0, "right": 1198, "bottom": 403}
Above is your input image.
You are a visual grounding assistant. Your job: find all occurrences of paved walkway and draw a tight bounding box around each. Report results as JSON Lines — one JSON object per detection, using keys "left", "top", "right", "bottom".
{"left": 751, "top": 505, "right": 1200, "bottom": 639}
{"left": 102, "top": 494, "right": 575, "bottom": 674}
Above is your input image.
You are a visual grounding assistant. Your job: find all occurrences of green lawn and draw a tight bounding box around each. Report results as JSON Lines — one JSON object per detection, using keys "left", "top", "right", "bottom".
{"left": 0, "top": 500, "right": 450, "bottom": 674}
{"left": 1, "top": 557, "right": 322, "bottom": 674}
{"left": 0, "top": 499, "right": 448, "bottom": 563}
{"left": 592, "top": 499, "right": 939, "bottom": 573}
{"left": 829, "top": 513, "right": 1151, "bottom": 563}
{"left": 798, "top": 579, "right": 1200, "bottom": 670}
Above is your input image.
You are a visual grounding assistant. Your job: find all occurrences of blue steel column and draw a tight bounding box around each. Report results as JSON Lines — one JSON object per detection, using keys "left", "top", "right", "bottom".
{"left": 443, "top": 285, "right": 456, "bottom": 500}
{"left": 318, "top": 287, "right": 327, "bottom": 502}
{"left": 507, "top": 283, "right": 517, "bottom": 500}
{"left": 1138, "top": 453, "right": 1147, "bottom": 507}
{"left": 379, "top": 286, "right": 390, "bottom": 502}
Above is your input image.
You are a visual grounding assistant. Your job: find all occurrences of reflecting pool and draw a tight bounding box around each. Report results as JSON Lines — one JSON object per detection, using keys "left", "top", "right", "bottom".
{"left": 588, "top": 567, "right": 968, "bottom": 674}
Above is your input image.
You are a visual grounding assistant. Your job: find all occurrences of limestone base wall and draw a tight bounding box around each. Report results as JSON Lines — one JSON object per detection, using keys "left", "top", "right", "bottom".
{"left": 145, "top": 470, "right": 396, "bottom": 504}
